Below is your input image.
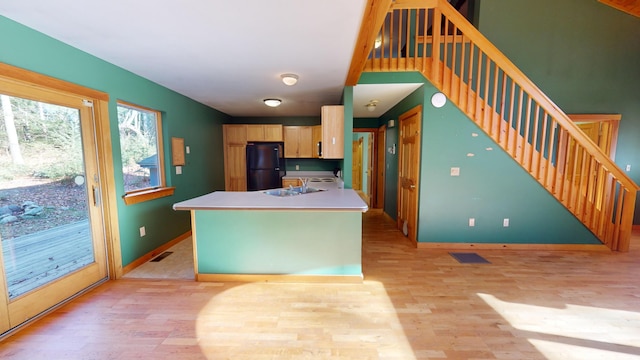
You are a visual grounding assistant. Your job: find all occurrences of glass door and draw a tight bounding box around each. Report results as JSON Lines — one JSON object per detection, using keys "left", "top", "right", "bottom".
{"left": 0, "top": 80, "right": 107, "bottom": 333}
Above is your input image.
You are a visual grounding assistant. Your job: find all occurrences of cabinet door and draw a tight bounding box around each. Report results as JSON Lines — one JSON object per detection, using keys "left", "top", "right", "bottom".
{"left": 263, "top": 124, "right": 283, "bottom": 141}
{"left": 282, "top": 178, "right": 300, "bottom": 188}
{"left": 283, "top": 126, "right": 300, "bottom": 158}
{"left": 298, "top": 126, "right": 313, "bottom": 158}
{"left": 246, "top": 125, "right": 264, "bottom": 141}
{"left": 224, "top": 124, "right": 248, "bottom": 144}
{"left": 321, "top": 105, "right": 344, "bottom": 159}
{"left": 312, "top": 125, "right": 322, "bottom": 158}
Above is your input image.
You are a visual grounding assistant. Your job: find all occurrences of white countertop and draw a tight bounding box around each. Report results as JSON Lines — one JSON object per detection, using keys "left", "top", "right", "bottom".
{"left": 173, "top": 182, "right": 368, "bottom": 212}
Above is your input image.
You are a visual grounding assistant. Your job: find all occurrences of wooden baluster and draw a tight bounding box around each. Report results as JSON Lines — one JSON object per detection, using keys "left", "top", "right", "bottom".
{"left": 458, "top": 33, "right": 466, "bottom": 108}
{"left": 474, "top": 47, "right": 483, "bottom": 125}
{"left": 554, "top": 127, "right": 569, "bottom": 203}
{"left": 618, "top": 187, "right": 636, "bottom": 251}
{"left": 466, "top": 41, "right": 475, "bottom": 117}
{"left": 612, "top": 184, "right": 625, "bottom": 250}
{"left": 576, "top": 150, "right": 590, "bottom": 220}
{"left": 514, "top": 87, "right": 524, "bottom": 160}
{"left": 505, "top": 79, "right": 517, "bottom": 155}
{"left": 431, "top": 7, "right": 441, "bottom": 86}
{"left": 522, "top": 96, "right": 533, "bottom": 172}
{"left": 450, "top": 22, "right": 457, "bottom": 100}
{"left": 530, "top": 104, "right": 541, "bottom": 180}
{"left": 482, "top": 56, "right": 495, "bottom": 131}
{"left": 422, "top": 9, "right": 429, "bottom": 74}
{"left": 490, "top": 62, "right": 500, "bottom": 139}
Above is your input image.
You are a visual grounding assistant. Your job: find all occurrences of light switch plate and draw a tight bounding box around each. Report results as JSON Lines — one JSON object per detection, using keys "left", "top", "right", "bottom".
{"left": 451, "top": 167, "right": 460, "bottom": 176}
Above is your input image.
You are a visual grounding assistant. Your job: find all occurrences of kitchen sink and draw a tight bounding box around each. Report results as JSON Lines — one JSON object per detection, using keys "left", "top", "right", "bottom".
{"left": 263, "top": 186, "right": 326, "bottom": 197}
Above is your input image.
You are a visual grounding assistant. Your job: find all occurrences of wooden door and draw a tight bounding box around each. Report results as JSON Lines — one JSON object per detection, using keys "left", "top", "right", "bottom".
{"left": 366, "top": 133, "right": 374, "bottom": 206}
{"left": 376, "top": 125, "right": 386, "bottom": 209}
{"left": 0, "top": 84, "right": 108, "bottom": 333}
{"left": 223, "top": 125, "right": 247, "bottom": 191}
{"left": 352, "top": 138, "right": 363, "bottom": 191}
{"left": 397, "top": 106, "right": 422, "bottom": 244}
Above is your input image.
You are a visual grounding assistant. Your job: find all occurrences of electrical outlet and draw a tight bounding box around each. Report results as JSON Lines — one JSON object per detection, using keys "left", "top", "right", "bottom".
{"left": 626, "top": 164, "right": 631, "bottom": 172}
{"left": 186, "top": 146, "right": 190, "bottom": 154}
{"left": 295, "top": 164, "right": 300, "bottom": 170}
{"left": 139, "top": 226, "right": 146, "bottom": 237}
{"left": 176, "top": 166, "right": 182, "bottom": 175}
{"left": 451, "top": 167, "right": 460, "bottom": 176}
{"left": 503, "top": 218, "right": 509, "bottom": 227}
{"left": 469, "top": 218, "right": 475, "bottom": 227}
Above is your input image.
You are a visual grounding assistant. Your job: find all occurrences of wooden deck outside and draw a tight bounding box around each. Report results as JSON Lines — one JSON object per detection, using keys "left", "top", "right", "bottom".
{"left": 1, "top": 220, "right": 94, "bottom": 299}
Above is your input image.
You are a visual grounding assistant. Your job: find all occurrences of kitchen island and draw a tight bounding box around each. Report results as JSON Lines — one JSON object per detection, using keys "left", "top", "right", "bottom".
{"left": 173, "top": 181, "right": 368, "bottom": 283}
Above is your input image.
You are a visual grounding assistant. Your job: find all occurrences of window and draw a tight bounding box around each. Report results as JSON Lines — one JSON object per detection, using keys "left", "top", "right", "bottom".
{"left": 117, "top": 101, "right": 173, "bottom": 204}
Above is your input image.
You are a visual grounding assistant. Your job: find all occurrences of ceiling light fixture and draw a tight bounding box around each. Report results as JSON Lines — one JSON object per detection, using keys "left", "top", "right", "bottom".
{"left": 374, "top": 37, "right": 382, "bottom": 49}
{"left": 281, "top": 74, "right": 299, "bottom": 86}
{"left": 263, "top": 98, "right": 282, "bottom": 107}
{"left": 365, "top": 100, "right": 379, "bottom": 112}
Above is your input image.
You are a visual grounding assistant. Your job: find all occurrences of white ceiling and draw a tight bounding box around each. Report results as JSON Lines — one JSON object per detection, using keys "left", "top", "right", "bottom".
{"left": 0, "top": 0, "right": 421, "bottom": 119}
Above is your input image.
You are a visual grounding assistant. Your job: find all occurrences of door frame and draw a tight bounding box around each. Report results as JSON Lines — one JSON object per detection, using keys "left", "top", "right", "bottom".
{"left": 353, "top": 128, "right": 381, "bottom": 208}
{"left": 0, "top": 63, "right": 120, "bottom": 330}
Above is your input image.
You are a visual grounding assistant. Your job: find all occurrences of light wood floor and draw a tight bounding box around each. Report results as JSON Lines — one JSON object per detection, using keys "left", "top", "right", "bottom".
{"left": 122, "top": 237, "right": 194, "bottom": 280}
{"left": 1, "top": 210, "right": 639, "bottom": 359}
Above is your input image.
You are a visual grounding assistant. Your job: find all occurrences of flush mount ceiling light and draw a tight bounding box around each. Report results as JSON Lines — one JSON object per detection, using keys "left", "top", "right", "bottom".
{"left": 374, "top": 36, "right": 382, "bottom": 49}
{"left": 431, "top": 92, "right": 447, "bottom": 108}
{"left": 263, "top": 98, "right": 282, "bottom": 107}
{"left": 281, "top": 74, "right": 299, "bottom": 86}
{"left": 365, "top": 100, "right": 379, "bottom": 112}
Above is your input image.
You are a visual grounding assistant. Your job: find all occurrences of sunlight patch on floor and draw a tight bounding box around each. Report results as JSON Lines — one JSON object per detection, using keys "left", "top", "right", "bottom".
{"left": 478, "top": 293, "right": 640, "bottom": 359}
{"left": 196, "top": 281, "right": 418, "bottom": 358}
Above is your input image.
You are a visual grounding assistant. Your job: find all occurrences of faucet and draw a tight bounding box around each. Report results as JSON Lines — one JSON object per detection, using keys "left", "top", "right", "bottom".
{"left": 299, "top": 177, "right": 309, "bottom": 193}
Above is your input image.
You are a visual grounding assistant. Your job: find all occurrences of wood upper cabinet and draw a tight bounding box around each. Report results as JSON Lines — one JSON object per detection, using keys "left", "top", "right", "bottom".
{"left": 312, "top": 125, "right": 322, "bottom": 158}
{"left": 222, "top": 124, "right": 247, "bottom": 191}
{"left": 283, "top": 126, "right": 313, "bottom": 158}
{"left": 246, "top": 124, "right": 283, "bottom": 141}
{"left": 321, "top": 105, "right": 344, "bottom": 159}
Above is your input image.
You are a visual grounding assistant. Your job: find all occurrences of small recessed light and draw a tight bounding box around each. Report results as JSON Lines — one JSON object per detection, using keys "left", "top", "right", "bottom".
{"left": 263, "top": 99, "right": 282, "bottom": 107}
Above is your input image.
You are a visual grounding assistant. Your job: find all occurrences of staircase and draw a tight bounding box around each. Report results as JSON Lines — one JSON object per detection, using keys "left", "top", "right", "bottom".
{"left": 351, "top": 0, "right": 639, "bottom": 251}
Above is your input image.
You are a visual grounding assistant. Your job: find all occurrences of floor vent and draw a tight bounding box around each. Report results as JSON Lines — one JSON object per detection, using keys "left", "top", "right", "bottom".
{"left": 150, "top": 252, "right": 173, "bottom": 262}
{"left": 449, "top": 252, "right": 490, "bottom": 264}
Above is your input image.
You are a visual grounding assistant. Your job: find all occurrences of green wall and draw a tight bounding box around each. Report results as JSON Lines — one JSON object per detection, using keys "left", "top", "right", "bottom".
{"left": 356, "top": 72, "right": 600, "bottom": 244}
{"left": 0, "top": 16, "right": 229, "bottom": 266}
{"left": 475, "top": 0, "right": 640, "bottom": 224}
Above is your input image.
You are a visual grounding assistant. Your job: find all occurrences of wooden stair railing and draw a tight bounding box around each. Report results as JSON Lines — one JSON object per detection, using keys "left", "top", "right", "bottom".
{"left": 362, "top": 0, "right": 639, "bottom": 251}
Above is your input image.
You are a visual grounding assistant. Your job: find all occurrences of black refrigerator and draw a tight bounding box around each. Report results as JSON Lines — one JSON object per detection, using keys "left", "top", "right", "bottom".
{"left": 246, "top": 142, "right": 286, "bottom": 191}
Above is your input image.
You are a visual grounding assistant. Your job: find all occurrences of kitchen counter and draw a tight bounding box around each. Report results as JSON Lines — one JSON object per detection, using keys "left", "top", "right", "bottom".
{"left": 172, "top": 184, "right": 366, "bottom": 212}
{"left": 173, "top": 184, "right": 367, "bottom": 283}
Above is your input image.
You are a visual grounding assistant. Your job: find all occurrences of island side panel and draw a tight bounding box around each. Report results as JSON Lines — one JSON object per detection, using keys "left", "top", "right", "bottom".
{"left": 193, "top": 210, "right": 362, "bottom": 276}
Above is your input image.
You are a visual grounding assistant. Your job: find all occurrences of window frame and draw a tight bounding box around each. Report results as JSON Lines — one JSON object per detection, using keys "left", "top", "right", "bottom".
{"left": 117, "top": 100, "right": 174, "bottom": 205}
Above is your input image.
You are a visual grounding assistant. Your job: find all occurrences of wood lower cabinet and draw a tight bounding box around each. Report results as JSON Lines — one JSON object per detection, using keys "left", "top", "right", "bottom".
{"left": 281, "top": 178, "right": 301, "bottom": 188}
{"left": 247, "top": 124, "right": 283, "bottom": 142}
{"left": 223, "top": 125, "right": 247, "bottom": 191}
{"left": 321, "top": 105, "right": 344, "bottom": 159}
{"left": 284, "top": 126, "right": 313, "bottom": 158}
